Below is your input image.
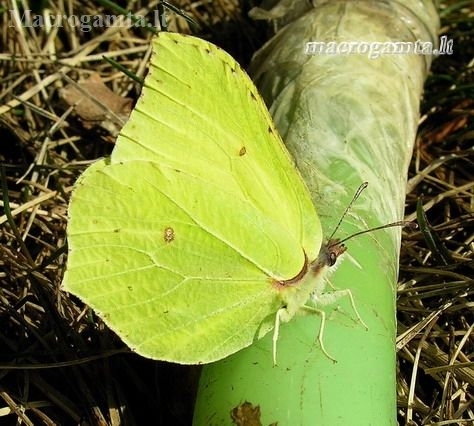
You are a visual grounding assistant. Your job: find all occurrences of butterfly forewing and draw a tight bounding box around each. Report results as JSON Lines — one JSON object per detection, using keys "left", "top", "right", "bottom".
{"left": 113, "top": 33, "right": 322, "bottom": 263}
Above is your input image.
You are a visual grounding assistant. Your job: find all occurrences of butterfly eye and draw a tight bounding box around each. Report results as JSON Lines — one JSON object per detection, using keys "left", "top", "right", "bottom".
{"left": 327, "top": 242, "right": 346, "bottom": 266}
{"left": 328, "top": 252, "right": 338, "bottom": 266}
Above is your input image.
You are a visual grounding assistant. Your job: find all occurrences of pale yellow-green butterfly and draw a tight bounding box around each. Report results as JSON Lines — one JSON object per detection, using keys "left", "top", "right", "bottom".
{"left": 62, "top": 32, "right": 348, "bottom": 364}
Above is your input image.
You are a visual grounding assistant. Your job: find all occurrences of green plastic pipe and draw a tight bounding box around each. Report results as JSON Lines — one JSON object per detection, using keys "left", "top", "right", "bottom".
{"left": 193, "top": 1, "right": 439, "bottom": 424}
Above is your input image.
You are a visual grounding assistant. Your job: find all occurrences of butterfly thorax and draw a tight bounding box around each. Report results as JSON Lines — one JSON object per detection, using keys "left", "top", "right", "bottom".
{"left": 275, "top": 239, "right": 347, "bottom": 319}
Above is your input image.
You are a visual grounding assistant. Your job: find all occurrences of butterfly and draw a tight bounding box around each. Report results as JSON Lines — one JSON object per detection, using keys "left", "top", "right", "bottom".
{"left": 62, "top": 32, "right": 359, "bottom": 364}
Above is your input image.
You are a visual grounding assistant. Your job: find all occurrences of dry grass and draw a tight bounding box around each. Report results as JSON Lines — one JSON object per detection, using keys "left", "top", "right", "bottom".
{"left": 0, "top": 0, "right": 472, "bottom": 425}
{"left": 396, "top": 3, "right": 474, "bottom": 421}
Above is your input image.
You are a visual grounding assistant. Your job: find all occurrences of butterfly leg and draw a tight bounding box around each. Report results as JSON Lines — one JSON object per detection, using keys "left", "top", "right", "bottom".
{"left": 272, "top": 308, "right": 284, "bottom": 366}
{"left": 273, "top": 307, "right": 298, "bottom": 365}
{"left": 301, "top": 288, "right": 368, "bottom": 362}
{"left": 300, "top": 305, "right": 337, "bottom": 362}
{"left": 313, "top": 288, "right": 368, "bottom": 330}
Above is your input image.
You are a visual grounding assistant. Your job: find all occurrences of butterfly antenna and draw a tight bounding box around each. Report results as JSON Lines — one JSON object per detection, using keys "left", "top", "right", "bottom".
{"left": 335, "top": 221, "right": 415, "bottom": 246}
{"left": 327, "top": 182, "right": 369, "bottom": 242}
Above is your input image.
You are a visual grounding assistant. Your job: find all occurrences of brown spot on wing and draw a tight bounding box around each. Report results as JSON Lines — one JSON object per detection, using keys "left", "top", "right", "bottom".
{"left": 163, "top": 227, "right": 175, "bottom": 243}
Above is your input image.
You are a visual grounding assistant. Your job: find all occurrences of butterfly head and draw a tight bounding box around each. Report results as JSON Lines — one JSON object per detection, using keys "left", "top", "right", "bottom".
{"left": 311, "top": 239, "right": 347, "bottom": 273}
